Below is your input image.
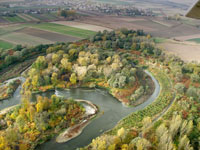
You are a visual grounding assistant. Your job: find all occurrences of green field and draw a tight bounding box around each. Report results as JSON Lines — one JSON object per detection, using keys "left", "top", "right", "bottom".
{"left": 153, "top": 37, "right": 166, "bottom": 43}
{"left": 24, "top": 23, "right": 96, "bottom": 38}
{"left": 3, "top": 16, "right": 26, "bottom": 23}
{"left": 188, "top": 38, "right": 200, "bottom": 43}
{"left": 0, "top": 40, "right": 14, "bottom": 50}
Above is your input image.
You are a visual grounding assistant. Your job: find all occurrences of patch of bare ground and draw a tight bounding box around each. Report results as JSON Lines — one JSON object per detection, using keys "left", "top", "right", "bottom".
{"left": 78, "top": 16, "right": 200, "bottom": 39}
{"left": 158, "top": 40, "right": 200, "bottom": 63}
{"left": 118, "top": 17, "right": 147, "bottom": 22}
{"left": 78, "top": 16, "right": 155, "bottom": 32}
{"left": 52, "top": 21, "right": 112, "bottom": 32}
{"left": 16, "top": 27, "right": 81, "bottom": 42}
{"left": 151, "top": 23, "right": 200, "bottom": 38}
{"left": 173, "top": 34, "right": 200, "bottom": 41}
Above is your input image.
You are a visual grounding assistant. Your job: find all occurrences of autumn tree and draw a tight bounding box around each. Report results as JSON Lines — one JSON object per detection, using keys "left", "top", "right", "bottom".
{"left": 32, "top": 56, "right": 47, "bottom": 70}
{"left": 178, "top": 135, "right": 193, "bottom": 150}
{"left": 70, "top": 73, "right": 77, "bottom": 84}
{"left": 51, "top": 72, "right": 58, "bottom": 87}
{"left": 169, "top": 114, "right": 182, "bottom": 139}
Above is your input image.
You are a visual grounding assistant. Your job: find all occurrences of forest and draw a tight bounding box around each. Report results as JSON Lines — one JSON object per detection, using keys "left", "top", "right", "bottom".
{"left": 0, "top": 29, "right": 199, "bottom": 150}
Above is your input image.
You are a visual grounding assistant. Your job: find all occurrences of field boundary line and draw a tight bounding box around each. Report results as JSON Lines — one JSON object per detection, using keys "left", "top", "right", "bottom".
{"left": 27, "top": 26, "right": 83, "bottom": 40}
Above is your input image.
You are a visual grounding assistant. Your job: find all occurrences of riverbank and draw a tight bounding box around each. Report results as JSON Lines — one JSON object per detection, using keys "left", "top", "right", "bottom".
{"left": 0, "top": 78, "right": 21, "bottom": 101}
{"left": 107, "top": 67, "right": 174, "bottom": 134}
{"left": 56, "top": 99, "right": 98, "bottom": 143}
{"left": 28, "top": 70, "right": 154, "bottom": 107}
{"left": 0, "top": 104, "right": 19, "bottom": 115}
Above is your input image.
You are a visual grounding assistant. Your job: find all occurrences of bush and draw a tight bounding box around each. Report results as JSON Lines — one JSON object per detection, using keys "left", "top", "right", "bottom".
{"left": 186, "top": 86, "right": 198, "bottom": 99}
{"left": 191, "top": 74, "right": 200, "bottom": 83}
{"left": 175, "top": 83, "right": 185, "bottom": 94}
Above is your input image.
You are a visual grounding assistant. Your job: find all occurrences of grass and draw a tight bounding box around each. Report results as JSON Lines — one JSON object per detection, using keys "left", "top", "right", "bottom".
{"left": 0, "top": 40, "right": 14, "bottom": 50}
{"left": 23, "top": 23, "right": 96, "bottom": 38}
{"left": 187, "top": 38, "right": 200, "bottom": 43}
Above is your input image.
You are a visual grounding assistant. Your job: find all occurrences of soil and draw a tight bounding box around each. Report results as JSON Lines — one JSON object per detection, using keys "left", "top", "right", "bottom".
{"left": 77, "top": 15, "right": 200, "bottom": 38}
{"left": 158, "top": 40, "right": 200, "bottom": 63}
{"left": 173, "top": 34, "right": 200, "bottom": 41}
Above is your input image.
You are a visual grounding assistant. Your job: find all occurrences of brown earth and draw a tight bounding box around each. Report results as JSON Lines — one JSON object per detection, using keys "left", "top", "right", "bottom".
{"left": 173, "top": 34, "right": 200, "bottom": 41}
{"left": 158, "top": 40, "right": 200, "bottom": 63}
{"left": 78, "top": 16, "right": 200, "bottom": 38}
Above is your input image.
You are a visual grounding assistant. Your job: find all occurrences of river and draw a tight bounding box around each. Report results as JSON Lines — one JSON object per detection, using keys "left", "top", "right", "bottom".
{"left": 0, "top": 71, "right": 160, "bottom": 150}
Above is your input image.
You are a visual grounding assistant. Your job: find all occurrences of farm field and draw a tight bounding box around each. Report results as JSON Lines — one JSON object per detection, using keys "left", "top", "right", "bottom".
{"left": 187, "top": 38, "right": 200, "bottom": 43}
{"left": 0, "top": 13, "right": 59, "bottom": 24}
{"left": 0, "top": 32, "right": 52, "bottom": 46}
{"left": 23, "top": 23, "right": 96, "bottom": 38}
{"left": 52, "top": 21, "right": 112, "bottom": 32}
{"left": 29, "top": 13, "right": 58, "bottom": 21}
{"left": 174, "top": 34, "right": 200, "bottom": 41}
{"left": 0, "top": 40, "right": 14, "bottom": 50}
{"left": 158, "top": 40, "right": 200, "bottom": 62}
{"left": 2, "top": 15, "right": 26, "bottom": 23}
{"left": 16, "top": 27, "right": 80, "bottom": 43}
{"left": 78, "top": 15, "right": 200, "bottom": 38}
{"left": 0, "top": 22, "right": 95, "bottom": 47}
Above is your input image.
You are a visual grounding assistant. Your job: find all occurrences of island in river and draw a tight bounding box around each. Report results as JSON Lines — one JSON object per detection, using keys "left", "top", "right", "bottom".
{"left": 56, "top": 99, "right": 98, "bottom": 143}
{"left": 0, "top": 78, "right": 21, "bottom": 101}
